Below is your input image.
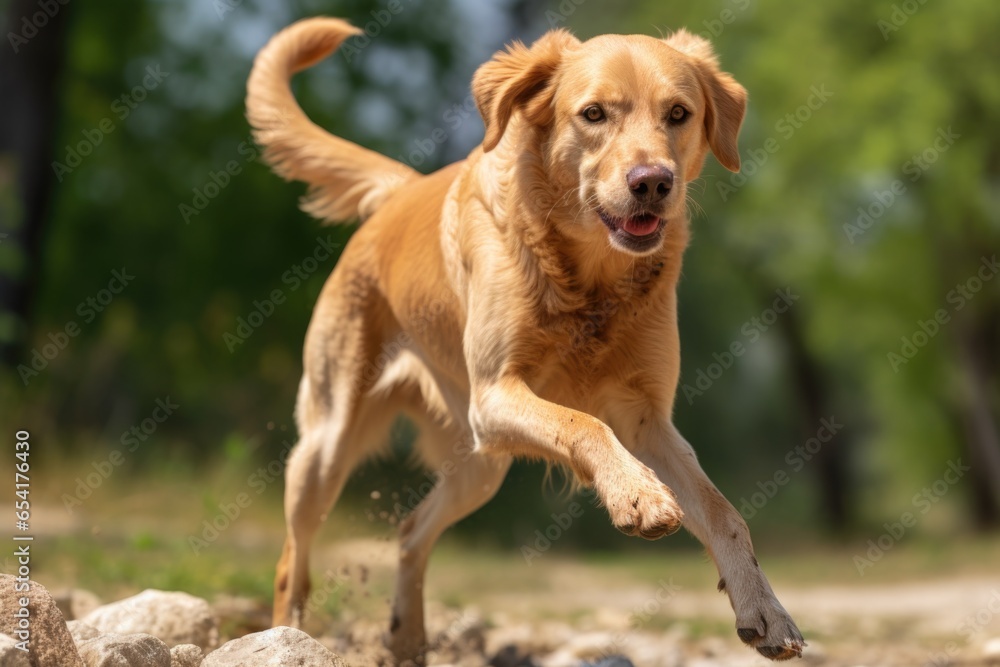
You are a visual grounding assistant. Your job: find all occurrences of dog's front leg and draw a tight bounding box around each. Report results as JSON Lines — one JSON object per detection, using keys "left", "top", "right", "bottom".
{"left": 633, "top": 419, "right": 805, "bottom": 660}
{"left": 470, "top": 377, "right": 683, "bottom": 538}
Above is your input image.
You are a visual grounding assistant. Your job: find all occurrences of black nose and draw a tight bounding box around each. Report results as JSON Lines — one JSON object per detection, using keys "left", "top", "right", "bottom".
{"left": 627, "top": 165, "right": 674, "bottom": 203}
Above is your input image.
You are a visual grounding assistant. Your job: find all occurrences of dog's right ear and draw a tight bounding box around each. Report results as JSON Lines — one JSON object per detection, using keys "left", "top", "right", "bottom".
{"left": 473, "top": 30, "right": 579, "bottom": 152}
{"left": 663, "top": 30, "right": 747, "bottom": 173}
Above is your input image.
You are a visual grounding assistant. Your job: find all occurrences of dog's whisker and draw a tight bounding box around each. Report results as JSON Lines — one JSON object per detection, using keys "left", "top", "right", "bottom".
{"left": 685, "top": 193, "right": 706, "bottom": 220}
{"left": 687, "top": 177, "right": 707, "bottom": 196}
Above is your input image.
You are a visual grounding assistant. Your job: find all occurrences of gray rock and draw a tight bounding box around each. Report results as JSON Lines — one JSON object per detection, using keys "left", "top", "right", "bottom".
{"left": 0, "top": 574, "right": 84, "bottom": 667}
{"left": 54, "top": 589, "right": 103, "bottom": 621}
{"left": 489, "top": 644, "right": 538, "bottom": 667}
{"left": 77, "top": 633, "right": 171, "bottom": 667}
{"left": 67, "top": 620, "right": 102, "bottom": 644}
{"left": 82, "top": 590, "right": 218, "bottom": 650}
{"left": 0, "top": 633, "right": 31, "bottom": 667}
{"left": 582, "top": 657, "right": 635, "bottom": 667}
{"left": 169, "top": 643, "right": 204, "bottom": 667}
{"left": 486, "top": 622, "right": 572, "bottom": 658}
{"left": 540, "top": 632, "right": 618, "bottom": 667}
{"left": 201, "top": 626, "right": 347, "bottom": 666}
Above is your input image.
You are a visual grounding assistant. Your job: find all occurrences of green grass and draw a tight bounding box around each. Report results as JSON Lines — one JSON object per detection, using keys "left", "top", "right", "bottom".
{"left": 20, "top": 461, "right": 1000, "bottom": 636}
{"left": 37, "top": 532, "right": 277, "bottom": 603}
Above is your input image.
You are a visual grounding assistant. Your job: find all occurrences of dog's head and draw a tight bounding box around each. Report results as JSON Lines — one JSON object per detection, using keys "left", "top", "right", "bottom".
{"left": 473, "top": 29, "right": 746, "bottom": 256}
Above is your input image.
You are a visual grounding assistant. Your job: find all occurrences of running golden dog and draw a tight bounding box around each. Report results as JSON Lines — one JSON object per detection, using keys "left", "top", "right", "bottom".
{"left": 247, "top": 17, "right": 804, "bottom": 662}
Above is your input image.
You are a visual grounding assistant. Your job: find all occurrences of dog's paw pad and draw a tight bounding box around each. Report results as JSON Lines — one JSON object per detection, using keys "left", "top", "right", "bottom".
{"left": 736, "top": 607, "right": 804, "bottom": 661}
{"left": 757, "top": 643, "right": 803, "bottom": 661}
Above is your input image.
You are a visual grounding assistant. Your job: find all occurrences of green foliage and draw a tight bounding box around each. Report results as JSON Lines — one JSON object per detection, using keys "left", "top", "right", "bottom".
{"left": 3, "top": 0, "right": 998, "bottom": 542}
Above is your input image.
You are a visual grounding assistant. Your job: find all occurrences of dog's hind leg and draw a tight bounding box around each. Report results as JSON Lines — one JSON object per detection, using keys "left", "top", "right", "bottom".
{"left": 387, "top": 425, "right": 510, "bottom": 664}
{"left": 273, "top": 374, "right": 392, "bottom": 628}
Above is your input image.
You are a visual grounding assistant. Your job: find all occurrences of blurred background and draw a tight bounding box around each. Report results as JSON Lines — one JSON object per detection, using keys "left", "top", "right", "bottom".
{"left": 1, "top": 0, "right": 999, "bottom": 662}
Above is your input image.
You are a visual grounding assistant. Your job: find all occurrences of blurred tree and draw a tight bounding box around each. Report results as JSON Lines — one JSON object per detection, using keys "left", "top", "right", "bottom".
{"left": 0, "top": 0, "right": 72, "bottom": 365}
{"left": 0, "top": 0, "right": 486, "bottom": 453}
{"left": 2, "top": 0, "right": 997, "bottom": 544}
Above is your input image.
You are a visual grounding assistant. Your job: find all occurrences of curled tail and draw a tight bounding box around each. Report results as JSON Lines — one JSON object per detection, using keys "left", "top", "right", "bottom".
{"left": 247, "top": 17, "right": 418, "bottom": 223}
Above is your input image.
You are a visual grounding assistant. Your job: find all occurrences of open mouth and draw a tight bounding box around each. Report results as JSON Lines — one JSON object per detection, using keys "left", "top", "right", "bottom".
{"left": 597, "top": 209, "right": 666, "bottom": 253}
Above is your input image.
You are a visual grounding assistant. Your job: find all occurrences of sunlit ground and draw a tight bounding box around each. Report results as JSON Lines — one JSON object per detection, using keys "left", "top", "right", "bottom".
{"left": 14, "top": 460, "right": 1000, "bottom": 666}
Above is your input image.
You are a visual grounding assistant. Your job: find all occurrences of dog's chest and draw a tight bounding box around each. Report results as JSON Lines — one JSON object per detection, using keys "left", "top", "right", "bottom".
{"left": 539, "top": 262, "right": 668, "bottom": 379}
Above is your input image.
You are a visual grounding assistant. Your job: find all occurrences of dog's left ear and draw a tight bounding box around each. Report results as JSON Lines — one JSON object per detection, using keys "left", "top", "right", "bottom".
{"left": 664, "top": 29, "right": 747, "bottom": 172}
{"left": 473, "top": 29, "right": 580, "bottom": 152}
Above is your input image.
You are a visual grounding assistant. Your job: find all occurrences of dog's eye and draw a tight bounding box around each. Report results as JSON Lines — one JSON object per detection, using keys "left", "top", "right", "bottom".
{"left": 668, "top": 105, "right": 690, "bottom": 123}
{"left": 582, "top": 105, "right": 605, "bottom": 123}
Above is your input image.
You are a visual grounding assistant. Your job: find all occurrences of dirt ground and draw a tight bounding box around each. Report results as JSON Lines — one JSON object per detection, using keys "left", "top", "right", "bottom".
{"left": 290, "top": 539, "right": 1000, "bottom": 667}
{"left": 16, "top": 501, "right": 1000, "bottom": 667}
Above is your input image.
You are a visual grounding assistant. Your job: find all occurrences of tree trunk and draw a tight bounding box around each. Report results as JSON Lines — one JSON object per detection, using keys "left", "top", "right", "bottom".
{"left": 0, "top": 0, "right": 71, "bottom": 365}
{"left": 777, "top": 303, "right": 851, "bottom": 532}
{"left": 955, "top": 330, "right": 1000, "bottom": 530}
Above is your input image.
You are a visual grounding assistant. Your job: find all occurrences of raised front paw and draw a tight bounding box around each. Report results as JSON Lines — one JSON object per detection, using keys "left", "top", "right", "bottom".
{"left": 735, "top": 598, "right": 805, "bottom": 661}
{"left": 600, "top": 465, "right": 683, "bottom": 539}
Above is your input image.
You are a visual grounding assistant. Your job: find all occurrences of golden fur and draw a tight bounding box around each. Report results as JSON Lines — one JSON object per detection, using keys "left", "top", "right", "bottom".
{"left": 247, "top": 17, "right": 804, "bottom": 663}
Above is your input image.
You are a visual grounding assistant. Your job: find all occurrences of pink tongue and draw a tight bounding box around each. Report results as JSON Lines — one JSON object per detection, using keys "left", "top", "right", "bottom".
{"left": 622, "top": 215, "right": 660, "bottom": 236}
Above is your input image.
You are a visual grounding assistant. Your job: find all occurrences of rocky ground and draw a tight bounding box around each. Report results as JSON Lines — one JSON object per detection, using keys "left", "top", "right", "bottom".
{"left": 7, "top": 502, "right": 1000, "bottom": 666}
{"left": 4, "top": 539, "right": 1000, "bottom": 666}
